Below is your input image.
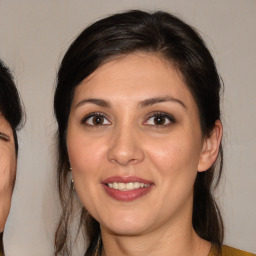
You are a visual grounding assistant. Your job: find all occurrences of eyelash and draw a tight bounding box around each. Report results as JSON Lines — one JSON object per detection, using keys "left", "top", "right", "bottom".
{"left": 143, "top": 112, "right": 176, "bottom": 127}
{"left": 81, "top": 112, "right": 111, "bottom": 126}
{"left": 0, "top": 131, "right": 10, "bottom": 141}
{"left": 81, "top": 111, "right": 175, "bottom": 127}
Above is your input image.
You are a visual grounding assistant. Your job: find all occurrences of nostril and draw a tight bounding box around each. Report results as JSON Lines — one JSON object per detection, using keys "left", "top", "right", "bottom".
{"left": 109, "top": 155, "right": 142, "bottom": 166}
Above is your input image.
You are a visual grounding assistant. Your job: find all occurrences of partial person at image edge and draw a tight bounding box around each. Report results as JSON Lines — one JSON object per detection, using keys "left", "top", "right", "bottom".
{"left": 0, "top": 60, "right": 24, "bottom": 256}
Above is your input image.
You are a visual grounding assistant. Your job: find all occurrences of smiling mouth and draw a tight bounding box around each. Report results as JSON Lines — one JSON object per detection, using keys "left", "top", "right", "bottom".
{"left": 102, "top": 177, "right": 154, "bottom": 201}
{"left": 107, "top": 182, "right": 151, "bottom": 191}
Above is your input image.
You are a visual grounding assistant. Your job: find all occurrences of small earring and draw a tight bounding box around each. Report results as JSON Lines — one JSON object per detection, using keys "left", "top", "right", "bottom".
{"left": 71, "top": 178, "right": 75, "bottom": 190}
{"left": 69, "top": 166, "right": 75, "bottom": 190}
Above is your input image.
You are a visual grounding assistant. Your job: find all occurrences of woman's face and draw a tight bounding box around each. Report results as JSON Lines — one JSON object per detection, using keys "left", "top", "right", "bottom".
{"left": 67, "top": 53, "right": 220, "bottom": 236}
{"left": 0, "top": 115, "right": 16, "bottom": 232}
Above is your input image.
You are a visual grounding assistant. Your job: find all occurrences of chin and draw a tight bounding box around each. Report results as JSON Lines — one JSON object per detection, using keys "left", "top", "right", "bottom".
{"left": 105, "top": 224, "right": 147, "bottom": 236}
{"left": 100, "top": 214, "right": 152, "bottom": 236}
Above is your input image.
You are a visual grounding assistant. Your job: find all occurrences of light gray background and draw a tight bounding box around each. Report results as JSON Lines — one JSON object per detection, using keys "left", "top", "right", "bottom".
{"left": 0, "top": 0, "right": 255, "bottom": 255}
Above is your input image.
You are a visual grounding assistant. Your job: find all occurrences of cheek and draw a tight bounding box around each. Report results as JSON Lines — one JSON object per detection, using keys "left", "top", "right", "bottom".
{"left": 66, "top": 130, "right": 108, "bottom": 194}
{"left": 68, "top": 134, "right": 106, "bottom": 167}
{"left": 0, "top": 147, "right": 16, "bottom": 231}
{"left": 66, "top": 133, "right": 104, "bottom": 210}
{"left": 146, "top": 132, "right": 202, "bottom": 180}
{"left": 145, "top": 135, "right": 201, "bottom": 213}
{"left": 0, "top": 147, "right": 17, "bottom": 190}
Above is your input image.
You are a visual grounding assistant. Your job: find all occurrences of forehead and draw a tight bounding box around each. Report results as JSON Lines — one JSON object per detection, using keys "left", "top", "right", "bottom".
{"left": 0, "top": 114, "right": 13, "bottom": 135}
{"left": 73, "top": 53, "right": 197, "bottom": 110}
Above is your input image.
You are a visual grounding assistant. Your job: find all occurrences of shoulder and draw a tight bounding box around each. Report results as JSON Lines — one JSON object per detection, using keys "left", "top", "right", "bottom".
{"left": 210, "top": 245, "right": 256, "bottom": 256}
{"left": 221, "top": 245, "right": 255, "bottom": 256}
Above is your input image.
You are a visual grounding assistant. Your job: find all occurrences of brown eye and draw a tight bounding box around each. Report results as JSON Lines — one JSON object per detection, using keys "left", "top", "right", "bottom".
{"left": 0, "top": 132, "right": 10, "bottom": 141}
{"left": 83, "top": 113, "right": 111, "bottom": 126}
{"left": 153, "top": 116, "right": 166, "bottom": 125}
{"left": 144, "top": 112, "right": 175, "bottom": 126}
{"left": 92, "top": 115, "right": 105, "bottom": 125}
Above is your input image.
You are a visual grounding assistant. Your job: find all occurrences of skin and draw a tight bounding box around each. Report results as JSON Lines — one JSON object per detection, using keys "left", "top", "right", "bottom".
{"left": 67, "top": 53, "right": 222, "bottom": 256}
{"left": 0, "top": 115, "right": 16, "bottom": 232}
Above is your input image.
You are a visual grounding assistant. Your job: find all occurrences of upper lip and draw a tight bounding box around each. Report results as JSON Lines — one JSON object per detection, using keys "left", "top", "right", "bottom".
{"left": 102, "top": 176, "right": 153, "bottom": 184}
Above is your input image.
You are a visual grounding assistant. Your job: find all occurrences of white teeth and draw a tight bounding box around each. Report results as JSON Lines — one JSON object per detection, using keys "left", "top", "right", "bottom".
{"left": 107, "top": 182, "right": 150, "bottom": 191}
{"left": 119, "top": 183, "right": 125, "bottom": 190}
{"left": 125, "top": 182, "right": 134, "bottom": 190}
{"left": 134, "top": 182, "right": 140, "bottom": 189}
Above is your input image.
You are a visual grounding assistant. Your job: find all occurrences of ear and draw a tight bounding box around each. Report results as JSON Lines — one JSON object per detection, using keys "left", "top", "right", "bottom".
{"left": 197, "top": 120, "right": 223, "bottom": 172}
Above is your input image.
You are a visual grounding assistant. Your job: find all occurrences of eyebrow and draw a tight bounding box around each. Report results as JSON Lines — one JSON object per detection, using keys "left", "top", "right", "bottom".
{"left": 75, "top": 98, "right": 111, "bottom": 109}
{"left": 139, "top": 96, "right": 187, "bottom": 109}
{"left": 75, "top": 96, "right": 186, "bottom": 110}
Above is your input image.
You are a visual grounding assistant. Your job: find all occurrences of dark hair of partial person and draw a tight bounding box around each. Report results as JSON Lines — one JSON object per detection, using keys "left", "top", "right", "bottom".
{"left": 0, "top": 60, "right": 24, "bottom": 154}
{"left": 0, "top": 233, "right": 3, "bottom": 256}
{"left": 54, "top": 10, "right": 224, "bottom": 256}
{"left": 0, "top": 60, "right": 24, "bottom": 255}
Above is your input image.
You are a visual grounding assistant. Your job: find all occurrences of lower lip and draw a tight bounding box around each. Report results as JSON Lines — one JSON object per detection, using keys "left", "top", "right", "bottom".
{"left": 103, "top": 185, "right": 153, "bottom": 201}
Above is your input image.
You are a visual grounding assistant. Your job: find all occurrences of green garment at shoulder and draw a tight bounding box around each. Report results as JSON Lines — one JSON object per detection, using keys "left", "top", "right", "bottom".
{"left": 210, "top": 245, "right": 256, "bottom": 256}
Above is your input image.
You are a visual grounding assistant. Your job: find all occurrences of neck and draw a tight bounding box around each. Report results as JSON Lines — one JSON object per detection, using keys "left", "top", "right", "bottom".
{"left": 100, "top": 210, "right": 211, "bottom": 256}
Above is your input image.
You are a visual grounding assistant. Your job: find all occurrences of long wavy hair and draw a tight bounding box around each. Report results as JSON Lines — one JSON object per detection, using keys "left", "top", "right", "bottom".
{"left": 0, "top": 59, "right": 24, "bottom": 255}
{"left": 54, "top": 10, "right": 224, "bottom": 255}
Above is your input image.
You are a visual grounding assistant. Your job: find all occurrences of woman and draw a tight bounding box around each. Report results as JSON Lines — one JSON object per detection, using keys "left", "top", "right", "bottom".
{"left": 0, "top": 60, "right": 24, "bottom": 255}
{"left": 54, "top": 10, "right": 254, "bottom": 256}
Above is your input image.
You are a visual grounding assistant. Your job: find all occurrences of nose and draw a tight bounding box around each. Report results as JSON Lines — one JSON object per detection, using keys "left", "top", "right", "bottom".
{"left": 107, "top": 125, "right": 144, "bottom": 166}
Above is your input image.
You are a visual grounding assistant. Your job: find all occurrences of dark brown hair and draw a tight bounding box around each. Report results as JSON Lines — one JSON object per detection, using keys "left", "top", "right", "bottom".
{"left": 54, "top": 10, "right": 224, "bottom": 255}
{"left": 0, "top": 233, "right": 3, "bottom": 255}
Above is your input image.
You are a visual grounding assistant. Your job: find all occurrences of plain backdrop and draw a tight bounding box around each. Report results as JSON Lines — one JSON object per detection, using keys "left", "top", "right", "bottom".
{"left": 0, "top": 0, "right": 255, "bottom": 255}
